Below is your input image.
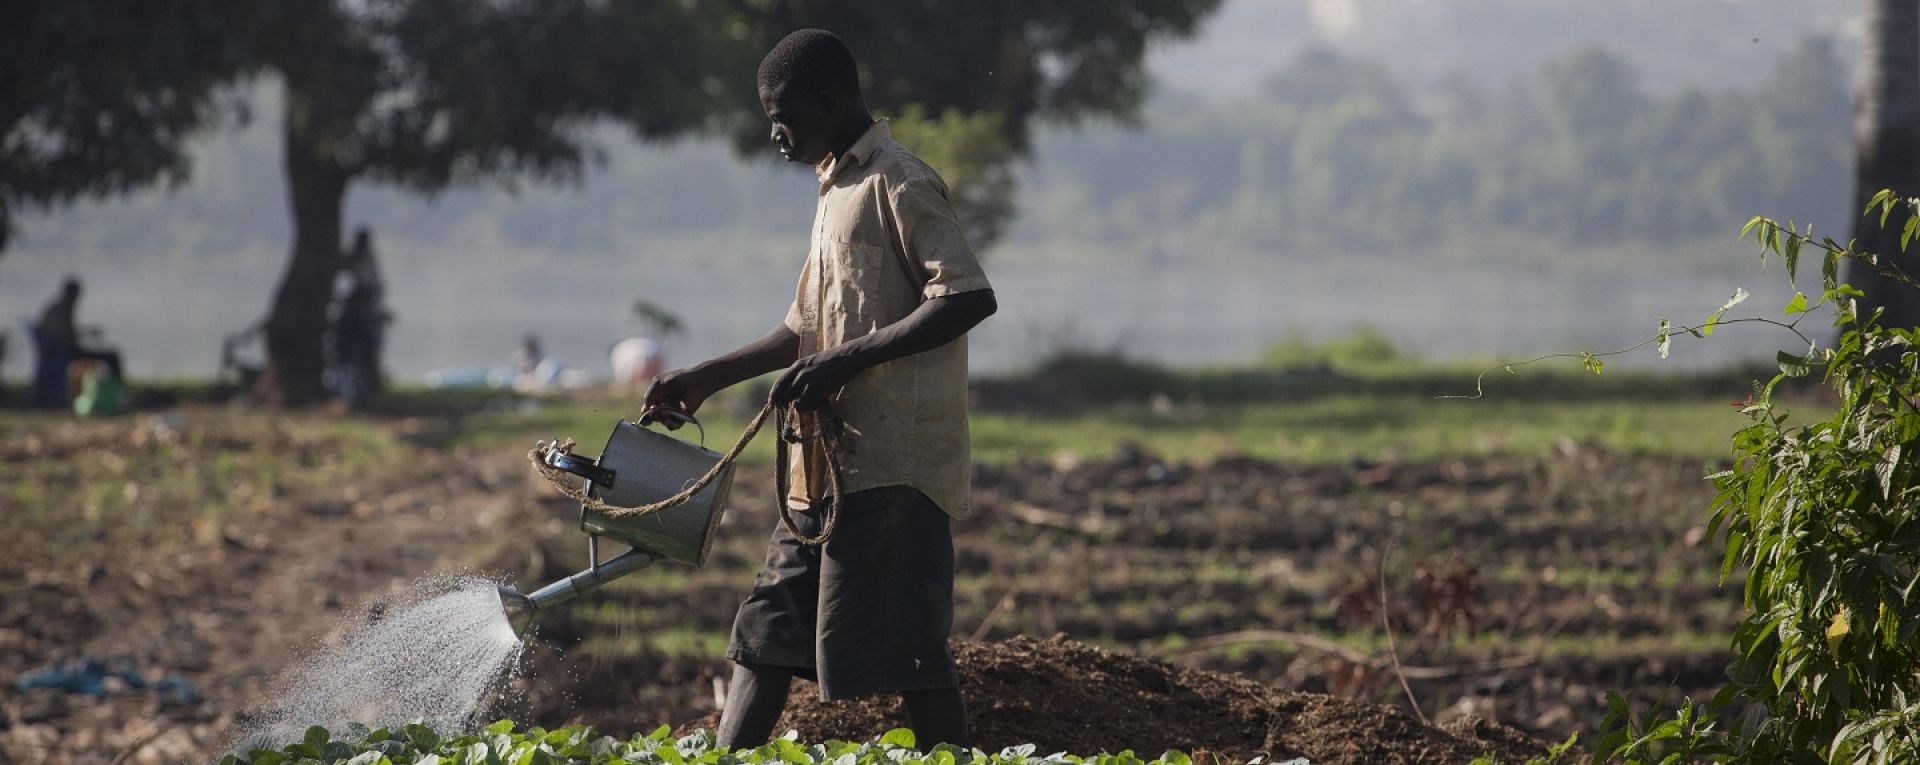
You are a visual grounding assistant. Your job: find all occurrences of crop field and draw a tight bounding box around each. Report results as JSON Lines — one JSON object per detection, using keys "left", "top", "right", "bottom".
{"left": 0, "top": 362, "right": 1820, "bottom": 764}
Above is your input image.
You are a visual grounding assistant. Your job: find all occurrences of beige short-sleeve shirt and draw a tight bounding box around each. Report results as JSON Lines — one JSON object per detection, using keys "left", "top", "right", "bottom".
{"left": 782, "top": 120, "right": 991, "bottom": 518}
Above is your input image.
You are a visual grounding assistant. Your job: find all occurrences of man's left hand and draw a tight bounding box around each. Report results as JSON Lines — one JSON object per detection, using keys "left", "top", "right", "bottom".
{"left": 771, "top": 350, "right": 862, "bottom": 411}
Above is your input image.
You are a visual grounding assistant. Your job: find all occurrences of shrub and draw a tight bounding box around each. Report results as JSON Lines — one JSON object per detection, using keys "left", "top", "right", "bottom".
{"left": 1600, "top": 194, "right": 1920, "bottom": 764}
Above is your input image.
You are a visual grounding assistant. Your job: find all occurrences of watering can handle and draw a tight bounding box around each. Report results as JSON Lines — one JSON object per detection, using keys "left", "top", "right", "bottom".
{"left": 542, "top": 447, "right": 617, "bottom": 488}
{"left": 636, "top": 406, "right": 707, "bottom": 447}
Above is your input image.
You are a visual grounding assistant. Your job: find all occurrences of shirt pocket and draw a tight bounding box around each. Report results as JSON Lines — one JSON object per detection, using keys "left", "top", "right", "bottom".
{"left": 821, "top": 238, "right": 890, "bottom": 336}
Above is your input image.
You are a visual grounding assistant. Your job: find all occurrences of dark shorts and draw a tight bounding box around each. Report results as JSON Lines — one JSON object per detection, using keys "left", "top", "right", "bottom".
{"left": 725, "top": 485, "right": 959, "bottom": 701}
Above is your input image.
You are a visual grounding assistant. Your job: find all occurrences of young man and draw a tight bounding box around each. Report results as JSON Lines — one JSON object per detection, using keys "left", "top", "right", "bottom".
{"left": 640, "top": 29, "right": 996, "bottom": 750}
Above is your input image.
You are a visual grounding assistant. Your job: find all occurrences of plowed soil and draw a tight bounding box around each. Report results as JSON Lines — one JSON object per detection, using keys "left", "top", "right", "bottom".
{"left": 684, "top": 636, "right": 1549, "bottom": 765}
{"left": 3, "top": 408, "right": 1727, "bottom": 764}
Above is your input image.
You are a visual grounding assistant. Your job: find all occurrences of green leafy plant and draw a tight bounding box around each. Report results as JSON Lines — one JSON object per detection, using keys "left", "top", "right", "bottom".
{"left": 218, "top": 721, "right": 1310, "bottom": 765}
{"left": 1593, "top": 192, "right": 1920, "bottom": 764}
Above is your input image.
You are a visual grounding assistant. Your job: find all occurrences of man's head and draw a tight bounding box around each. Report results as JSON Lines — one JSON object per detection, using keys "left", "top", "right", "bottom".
{"left": 757, "top": 29, "right": 869, "bottom": 166}
{"left": 60, "top": 276, "right": 80, "bottom": 301}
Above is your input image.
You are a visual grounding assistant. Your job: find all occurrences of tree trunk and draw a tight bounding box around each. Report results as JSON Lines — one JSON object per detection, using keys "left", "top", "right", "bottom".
{"left": 1849, "top": 0, "right": 1920, "bottom": 329}
{"left": 256, "top": 102, "right": 351, "bottom": 406}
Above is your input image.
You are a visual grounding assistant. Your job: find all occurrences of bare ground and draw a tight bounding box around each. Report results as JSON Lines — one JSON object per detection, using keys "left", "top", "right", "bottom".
{"left": 2, "top": 408, "right": 1726, "bottom": 764}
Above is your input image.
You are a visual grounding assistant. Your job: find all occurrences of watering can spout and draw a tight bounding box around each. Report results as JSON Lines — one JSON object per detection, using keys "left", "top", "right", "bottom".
{"left": 497, "top": 584, "right": 537, "bottom": 636}
{"left": 494, "top": 548, "right": 662, "bottom": 637}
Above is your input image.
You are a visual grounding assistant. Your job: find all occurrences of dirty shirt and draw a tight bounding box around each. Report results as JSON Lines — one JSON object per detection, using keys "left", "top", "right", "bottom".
{"left": 782, "top": 120, "right": 991, "bottom": 519}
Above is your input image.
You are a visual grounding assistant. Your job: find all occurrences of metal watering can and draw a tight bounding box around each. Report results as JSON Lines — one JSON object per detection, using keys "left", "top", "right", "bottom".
{"left": 497, "top": 409, "right": 734, "bottom": 635}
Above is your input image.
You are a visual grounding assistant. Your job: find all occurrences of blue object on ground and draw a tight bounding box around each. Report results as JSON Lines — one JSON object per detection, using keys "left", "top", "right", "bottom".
{"left": 14, "top": 657, "right": 201, "bottom": 704}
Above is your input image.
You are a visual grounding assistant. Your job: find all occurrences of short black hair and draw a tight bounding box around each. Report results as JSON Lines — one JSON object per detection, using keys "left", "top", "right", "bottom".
{"left": 757, "top": 29, "right": 862, "bottom": 99}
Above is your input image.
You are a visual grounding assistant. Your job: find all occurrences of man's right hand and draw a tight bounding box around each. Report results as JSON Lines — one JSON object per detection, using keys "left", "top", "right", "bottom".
{"left": 640, "top": 368, "right": 711, "bottom": 429}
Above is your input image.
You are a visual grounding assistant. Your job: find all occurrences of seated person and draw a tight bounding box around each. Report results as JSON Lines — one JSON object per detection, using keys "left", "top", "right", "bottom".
{"left": 38, "top": 277, "right": 123, "bottom": 381}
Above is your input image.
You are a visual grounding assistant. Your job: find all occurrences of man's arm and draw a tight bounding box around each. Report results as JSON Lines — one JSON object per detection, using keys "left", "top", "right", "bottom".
{"left": 641, "top": 324, "right": 800, "bottom": 424}
{"left": 772, "top": 289, "right": 996, "bottom": 409}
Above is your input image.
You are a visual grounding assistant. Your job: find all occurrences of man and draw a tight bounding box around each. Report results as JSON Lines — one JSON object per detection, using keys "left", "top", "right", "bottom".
{"left": 330, "top": 227, "right": 390, "bottom": 403}
{"left": 37, "top": 277, "right": 123, "bottom": 380}
{"left": 641, "top": 29, "right": 996, "bottom": 751}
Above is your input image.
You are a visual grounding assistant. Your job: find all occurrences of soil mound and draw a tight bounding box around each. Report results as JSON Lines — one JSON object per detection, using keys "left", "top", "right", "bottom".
{"left": 691, "top": 636, "right": 1548, "bottom": 765}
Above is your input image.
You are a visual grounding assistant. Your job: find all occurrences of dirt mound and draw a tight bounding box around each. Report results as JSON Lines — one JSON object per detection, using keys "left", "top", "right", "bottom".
{"left": 689, "top": 636, "right": 1548, "bottom": 765}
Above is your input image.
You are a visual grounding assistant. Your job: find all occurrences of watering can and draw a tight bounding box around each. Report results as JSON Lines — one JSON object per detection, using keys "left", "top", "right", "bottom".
{"left": 497, "top": 409, "right": 734, "bottom": 635}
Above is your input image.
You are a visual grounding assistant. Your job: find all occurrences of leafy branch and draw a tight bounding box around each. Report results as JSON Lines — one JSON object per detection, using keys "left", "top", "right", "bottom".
{"left": 1437, "top": 303, "right": 1815, "bottom": 401}
{"left": 1438, "top": 193, "right": 1920, "bottom": 401}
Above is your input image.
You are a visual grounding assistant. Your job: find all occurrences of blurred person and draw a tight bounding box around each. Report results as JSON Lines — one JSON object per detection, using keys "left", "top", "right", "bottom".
{"left": 329, "top": 227, "right": 391, "bottom": 403}
{"left": 512, "top": 334, "right": 545, "bottom": 377}
{"left": 35, "top": 276, "right": 123, "bottom": 382}
{"left": 640, "top": 29, "right": 997, "bottom": 751}
{"left": 511, "top": 334, "right": 564, "bottom": 392}
{"left": 608, "top": 335, "right": 663, "bottom": 388}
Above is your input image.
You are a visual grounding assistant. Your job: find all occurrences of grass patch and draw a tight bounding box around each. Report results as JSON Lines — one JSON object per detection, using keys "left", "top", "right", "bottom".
{"left": 1, "top": 410, "right": 407, "bottom": 561}
{"left": 973, "top": 394, "right": 1767, "bottom": 464}
{"left": 423, "top": 361, "right": 1818, "bottom": 465}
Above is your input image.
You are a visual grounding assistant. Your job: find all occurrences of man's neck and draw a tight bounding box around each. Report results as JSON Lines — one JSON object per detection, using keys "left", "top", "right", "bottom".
{"left": 827, "top": 113, "right": 877, "bottom": 160}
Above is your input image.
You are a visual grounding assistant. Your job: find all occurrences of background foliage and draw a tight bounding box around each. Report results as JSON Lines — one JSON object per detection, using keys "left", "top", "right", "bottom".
{"left": 1025, "top": 37, "right": 1850, "bottom": 254}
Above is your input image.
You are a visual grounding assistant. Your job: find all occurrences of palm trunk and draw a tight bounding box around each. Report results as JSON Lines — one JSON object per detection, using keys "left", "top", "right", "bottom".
{"left": 256, "top": 106, "right": 351, "bottom": 406}
{"left": 1849, "top": 0, "right": 1920, "bottom": 329}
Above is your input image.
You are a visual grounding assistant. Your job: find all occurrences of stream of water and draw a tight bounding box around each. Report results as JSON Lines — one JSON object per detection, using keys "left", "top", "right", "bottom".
{"left": 235, "top": 577, "right": 524, "bottom": 750}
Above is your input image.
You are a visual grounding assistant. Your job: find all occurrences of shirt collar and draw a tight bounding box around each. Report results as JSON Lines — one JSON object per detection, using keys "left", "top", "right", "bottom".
{"left": 816, "top": 119, "right": 890, "bottom": 184}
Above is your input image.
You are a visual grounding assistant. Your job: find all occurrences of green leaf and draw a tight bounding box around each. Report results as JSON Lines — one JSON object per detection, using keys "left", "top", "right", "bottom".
{"left": 1783, "top": 292, "right": 1809, "bottom": 316}
{"left": 487, "top": 721, "right": 515, "bottom": 736}
{"left": 407, "top": 724, "right": 442, "bottom": 753}
{"left": 1877, "top": 445, "right": 1901, "bottom": 500}
{"left": 1777, "top": 346, "right": 1813, "bottom": 377}
{"left": 1704, "top": 288, "right": 1750, "bottom": 336}
{"left": 879, "top": 729, "right": 918, "bottom": 749}
{"left": 306, "top": 727, "right": 331, "bottom": 751}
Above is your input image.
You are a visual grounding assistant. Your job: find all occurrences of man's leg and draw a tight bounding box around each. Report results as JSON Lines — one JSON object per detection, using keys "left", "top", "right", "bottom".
{"left": 902, "top": 686, "right": 971, "bottom": 750}
{"left": 721, "top": 508, "right": 823, "bottom": 751}
{"left": 716, "top": 662, "right": 794, "bottom": 750}
{"left": 816, "top": 488, "right": 966, "bottom": 749}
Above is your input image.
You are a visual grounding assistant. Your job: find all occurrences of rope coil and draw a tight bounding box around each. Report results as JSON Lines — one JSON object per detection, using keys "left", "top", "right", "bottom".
{"left": 526, "top": 394, "right": 846, "bottom": 544}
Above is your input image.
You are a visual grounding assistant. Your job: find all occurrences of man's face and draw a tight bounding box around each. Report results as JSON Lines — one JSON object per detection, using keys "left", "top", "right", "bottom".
{"left": 760, "top": 83, "right": 834, "bottom": 166}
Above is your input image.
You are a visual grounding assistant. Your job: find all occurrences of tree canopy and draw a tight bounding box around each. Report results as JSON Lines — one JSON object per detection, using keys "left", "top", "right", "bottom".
{"left": 242, "top": 0, "right": 1217, "bottom": 403}
{"left": 1, "top": 1, "right": 248, "bottom": 252}
{"left": 3, "top": 1, "right": 1225, "bottom": 403}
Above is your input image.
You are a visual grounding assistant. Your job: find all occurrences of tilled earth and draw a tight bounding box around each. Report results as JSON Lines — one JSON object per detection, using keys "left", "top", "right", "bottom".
{"left": 2, "top": 411, "right": 1730, "bottom": 764}
{"left": 681, "top": 636, "right": 1553, "bottom": 765}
